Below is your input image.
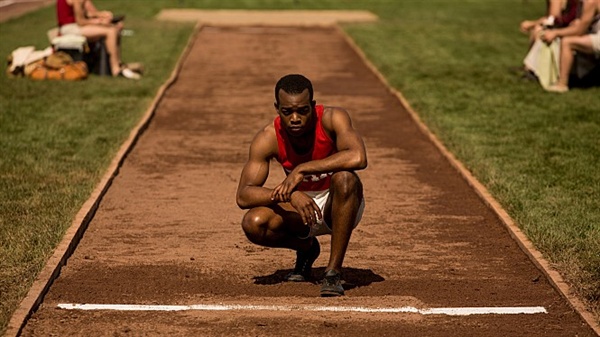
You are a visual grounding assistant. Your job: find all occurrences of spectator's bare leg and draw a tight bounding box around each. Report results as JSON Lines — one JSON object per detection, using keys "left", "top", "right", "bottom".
{"left": 79, "top": 25, "right": 122, "bottom": 76}
{"left": 558, "top": 35, "right": 594, "bottom": 88}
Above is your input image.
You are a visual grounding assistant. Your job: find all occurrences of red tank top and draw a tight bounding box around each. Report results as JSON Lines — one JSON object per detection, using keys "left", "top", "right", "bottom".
{"left": 274, "top": 105, "right": 336, "bottom": 191}
{"left": 57, "top": 0, "right": 76, "bottom": 27}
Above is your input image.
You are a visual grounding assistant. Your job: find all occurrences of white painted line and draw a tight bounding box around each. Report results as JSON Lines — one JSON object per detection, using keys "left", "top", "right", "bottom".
{"left": 57, "top": 303, "right": 547, "bottom": 316}
{"left": 421, "top": 307, "right": 547, "bottom": 315}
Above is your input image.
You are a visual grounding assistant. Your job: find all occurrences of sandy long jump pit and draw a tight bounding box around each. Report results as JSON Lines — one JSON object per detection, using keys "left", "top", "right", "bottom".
{"left": 16, "top": 11, "right": 598, "bottom": 337}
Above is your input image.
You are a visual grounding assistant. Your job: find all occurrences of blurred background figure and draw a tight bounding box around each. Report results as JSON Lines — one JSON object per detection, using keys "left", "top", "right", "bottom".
{"left": 541, "top": 0, "right": 600, "bottom": 92}
{"left": 56, "top": 0, "right": 141, "bottom": 79}
{"left": 518, "top": 0, "right": 578, "bottom": 85}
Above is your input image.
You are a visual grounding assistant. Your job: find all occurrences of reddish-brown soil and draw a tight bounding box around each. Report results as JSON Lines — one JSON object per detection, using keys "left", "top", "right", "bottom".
{"left": 14, "top": 25, "right": 597, "bottom": 336}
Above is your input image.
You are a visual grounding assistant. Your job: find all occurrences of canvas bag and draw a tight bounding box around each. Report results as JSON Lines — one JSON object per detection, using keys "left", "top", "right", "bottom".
{"left": 524, "top": 37, "right": 560, "bottom": 89}
{"left": 26, "top": 51, "right": 88, "bottom": 81}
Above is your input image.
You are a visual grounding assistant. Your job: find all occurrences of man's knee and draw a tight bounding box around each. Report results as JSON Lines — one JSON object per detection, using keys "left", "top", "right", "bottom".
{"left": 330, "top": 171, "right": 362, "bottom": 198}
{"left": 241, "top": 209, "right": 268, "bottom": 243}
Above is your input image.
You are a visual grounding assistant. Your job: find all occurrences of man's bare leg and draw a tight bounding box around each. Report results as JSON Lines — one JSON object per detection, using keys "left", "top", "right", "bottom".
{"left": 321, "top": 171, "right": 363, "bottom": 296}
{"left": 242, "top": 205, "right": 320, "bottom": 282}
{"left": 326, "top": 171, "right": 362, "bottom": 272}
{"left": 241, "top": 205, "right": 312, "bottom": 251}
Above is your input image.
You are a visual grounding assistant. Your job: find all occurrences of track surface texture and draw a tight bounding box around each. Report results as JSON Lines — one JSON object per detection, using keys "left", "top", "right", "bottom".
{"left": 20, "top": 26, "right": 596, "bottom": 336}
{"left": 0, "top": 0, "right": 53, "bottom": 22}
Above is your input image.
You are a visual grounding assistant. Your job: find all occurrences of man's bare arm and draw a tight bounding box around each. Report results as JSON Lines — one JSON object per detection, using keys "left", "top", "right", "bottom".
{"left": 298, "top": 107, "right": 367, "bottom": 174}
{"left": 271, "top": 107, "right": 367, "bottom": 200}
{"left": 236, "top": 126, "right": 278, "bottom": 209}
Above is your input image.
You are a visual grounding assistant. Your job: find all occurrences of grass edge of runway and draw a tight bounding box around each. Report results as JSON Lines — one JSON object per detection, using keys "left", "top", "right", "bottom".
{"left": 0, "top": 4, "right": 196, "bottom": 334}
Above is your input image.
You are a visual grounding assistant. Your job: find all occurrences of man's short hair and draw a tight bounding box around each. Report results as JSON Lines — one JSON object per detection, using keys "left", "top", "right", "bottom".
{"left": 274, "top": 74, "right": 314, "bottom": 106}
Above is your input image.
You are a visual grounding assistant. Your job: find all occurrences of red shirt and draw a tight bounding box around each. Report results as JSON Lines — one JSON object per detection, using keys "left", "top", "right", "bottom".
{"left": 274, "top": 105, "right": 336, "bottom": 191}
{"left": 57, "top": 0, "right": 76, "bottom": 27}
{"left": 556, "top": 0, "right": 578, "bottom": 27}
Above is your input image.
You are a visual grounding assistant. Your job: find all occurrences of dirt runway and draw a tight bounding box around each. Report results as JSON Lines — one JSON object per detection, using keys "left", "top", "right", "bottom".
{"left": 19, "top": 26, "right": 596, "bottom": 336}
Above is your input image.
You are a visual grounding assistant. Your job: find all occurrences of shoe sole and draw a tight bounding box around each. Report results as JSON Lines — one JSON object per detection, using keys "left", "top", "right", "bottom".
{"left": 284, "top": 273, "right": 307, "bottom": 282}
{"left": 320, "top": 289, "right": 344, "bottom": 297}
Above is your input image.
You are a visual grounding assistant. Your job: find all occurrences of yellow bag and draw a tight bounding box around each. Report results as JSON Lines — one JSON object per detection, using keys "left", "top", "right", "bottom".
{"left": 28, "top": 61, "right": 88, "bottom": 81}
{"left": 26, "top": 51, "right": 88, "bottom": 81}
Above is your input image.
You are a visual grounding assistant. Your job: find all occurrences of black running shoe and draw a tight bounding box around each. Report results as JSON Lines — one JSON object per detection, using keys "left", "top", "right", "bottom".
{"left": 284, "top": 238, "right": 320, "bottom": 282}
{"left": 320, "top": 269, "right": 344, "bottom": 297}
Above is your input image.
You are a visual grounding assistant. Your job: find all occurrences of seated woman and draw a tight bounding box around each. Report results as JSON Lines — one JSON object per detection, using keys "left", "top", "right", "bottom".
{"left": 57, "top": 0, "right": 140, "bottom": 79}
{"left": 520, "top": 0, "right": 579, "bottom": 84}
{"left": 542, "top": 0, "right": 600, "bottom": 92}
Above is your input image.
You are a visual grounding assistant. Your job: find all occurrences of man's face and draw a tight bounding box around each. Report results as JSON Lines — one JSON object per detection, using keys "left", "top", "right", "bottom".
{"left": 275, "top": 89, "right": 315, "bottom": 137}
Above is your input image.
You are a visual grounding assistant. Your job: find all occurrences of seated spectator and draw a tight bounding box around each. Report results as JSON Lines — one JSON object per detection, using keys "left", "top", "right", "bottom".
{"left": 519, "top": 0, "right": 578, "bottom": 84}
{"left": 542, "top": 0, "right": 600, "bottom": 92}
{"left": 57, "top": 0, "right": 140, "bottom": 79}
{"left": 520, "top": 0, "right": 578, "bottom": 46}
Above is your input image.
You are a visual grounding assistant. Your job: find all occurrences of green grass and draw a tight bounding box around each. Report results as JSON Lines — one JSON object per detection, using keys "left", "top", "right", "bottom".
{"left": 0, "top": 3, "right": 195, "bottom": 333}
{"left": 1, "top": 0, "right": 598, "bottom": 333}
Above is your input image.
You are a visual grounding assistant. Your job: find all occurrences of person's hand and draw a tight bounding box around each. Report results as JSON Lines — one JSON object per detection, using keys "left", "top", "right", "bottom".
{"left": 520, "top": 20, "right": 536, "bottom": 33}
{"left": 92, "top": 17, "right": 111, "bottom": 25}
{"left": 540, "top": 30, "right": 558, "bottom": 43}
{"left": 270, "top": 170, "right": 304, "bottom": 202}
{"left": 99, "top": 10, "right": 113, "bottom": 19}
{"left": 289, "top": 191, "right": 322, "bottom": 227}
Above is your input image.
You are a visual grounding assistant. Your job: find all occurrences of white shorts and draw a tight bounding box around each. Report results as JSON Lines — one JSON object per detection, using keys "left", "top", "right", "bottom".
{"left": 299, "top": 189, "right": 365, "bottom": 239}
{"left": 59, "top": 23, "right": 82, "bottom": 36}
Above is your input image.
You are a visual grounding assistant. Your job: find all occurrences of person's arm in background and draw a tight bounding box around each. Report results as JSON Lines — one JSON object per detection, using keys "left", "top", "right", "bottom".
{"left": 542, "top": 0, "right": 597, "bottom": 42}
{"left": 84, "top": 0, "right": 112, "bottom": 19}
{"left": 545, "top": 0, "right": 566, "bottom": 26}
{"left": 71, "top": 0, "right": 110, "bottom": 25}
{"left": 520, "top": 0, "right": 564, "bottom": 32}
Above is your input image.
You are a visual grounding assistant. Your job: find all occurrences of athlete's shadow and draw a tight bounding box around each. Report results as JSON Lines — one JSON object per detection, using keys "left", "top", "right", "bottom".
{"left": 253, "top": 267, "right": 384, "bottom": 290}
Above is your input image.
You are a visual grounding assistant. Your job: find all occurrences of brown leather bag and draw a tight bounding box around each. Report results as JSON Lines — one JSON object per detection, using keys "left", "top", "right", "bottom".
{"left": 26, "top": 51, "right": 88, "bottom": 81}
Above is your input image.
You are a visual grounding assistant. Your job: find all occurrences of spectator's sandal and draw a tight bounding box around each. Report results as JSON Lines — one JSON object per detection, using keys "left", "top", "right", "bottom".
{"left": 545, "top": 84, "right": 568, "bottom": 93}
{"left": 120, "top": 62, "right": 144, "bottom": 75}
{"left": 118, "top": 67, "right": 141, "bottom": 80}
